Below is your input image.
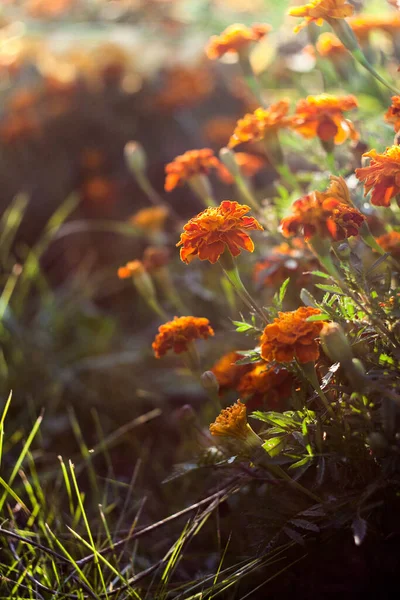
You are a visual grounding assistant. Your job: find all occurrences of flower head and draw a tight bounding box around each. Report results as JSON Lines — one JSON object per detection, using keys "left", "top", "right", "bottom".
{"left": 234, "top": 152, "right": 267, "bottom": 177}
{"left": 118, "top": 260, "right": 145, "bottom": 279}
{"left": 206, "top": 23, "right": 271, "bottom": 60}
{"left": 316, "top": 32, "right": 346, "bottom": 58}
{"left": 260, "top": 307, "right": 324, "bottom": 364}
{"left": 209, "top": 400, "right": 249, "bottom": 440}
{"left": 177, "top": 200, "right": 263, "bottom": 264}
{"left": 211, "top": 351, "right": 251, "bottom": 394}
{"left": 152, "top": 316, "right": 214, "bottom": 358}
{"left": 376, "top": 231, "right": 400, "bottom": 259}
{"left": 281, "top": 180, "right": 365, "bottom": 242}
{"left": 355, "top": 146, "right": 400, "bottom": 207}
{"left": 290, "top": 94, "right": 358, "bottom": 144}
{"left": 228, "top": 101, "right": 290, "bottom": 148}
{"left": 130, "top": 206, "right": 169, "bottom": 232}
{"left": 238, "top": 362, "right": 294, "bottom": 404}
{"left": 385, "top": 96, "right": 400, "bottom": 133}
{"left": 289, "top": 0, "right": 354, "bottom": 33}
{"left": 164, "top": 149, "right": 232, "bottom": 192}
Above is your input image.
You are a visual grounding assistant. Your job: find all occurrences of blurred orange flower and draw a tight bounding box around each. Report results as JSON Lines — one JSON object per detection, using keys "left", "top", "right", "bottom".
{"left": 253, "top": 240, "right": 316, "bottom": 287}
{"left": 142, "top": 246, "right": 170, "bottom": 271}
{"left": 384, "top": 96, "right": 400, "bottom": 132}
{"left": 234, "top": 152, "right": 267, "bottom": 177}
{"left": 355, "top": 146, "right": 400, "bottom": 207}
{"left": 376, "top": 231, "right": 400, "bottom": 258}
{"left": 130, "top": 206, "right": 169, "bottom": 232}
{"left": 211, "top": 351, "right": 251, "bottom": 394}
{"left": 289, "top": 0, "right": 354, "bottom": 33}
{"left": 209, "top": 400, "right": 248, "bottom": 439}
{"left": 206, "top": 23, "right": 271, "bottom": 59}
{"left": 280, "top": 188, "right": 365, "bottom": 242}
{"left": 118, "top": 260, "right": 145, "bottom": 280}
{"left": 165, "top": 149, "right": 232, "bottom": 192}
{"left": 238, "top": 362, "right": 293, "bottom": 401}
{"left": 155, "top": 64, "right": 214, "bottom": 111}
{"left": 260, "top": 307, "right": 324, "bottom": 364}
{"left": 316, "top": 32, "right": 346, "bottom": 58}
{"left": 152, "top": 316, "right": 214, "bottom": 358}
{"left": 177, "top": 200, "right": 263, "bottom": 264}
{"left": 228, "top": 101, "right": 290, "bottom": 148}
{"left": 290, "top": 94, "right": 358, "bottom": 144}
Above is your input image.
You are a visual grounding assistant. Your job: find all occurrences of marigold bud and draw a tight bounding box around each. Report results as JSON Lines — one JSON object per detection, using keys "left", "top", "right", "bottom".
{"left": 201, "top": 371, "right": 220, "bottom": 395}
{"left": 321, "top": 322, "right": 353, "bottom": 364}
{"left": 124, "top": 141, "right": 147, "bottom": 174}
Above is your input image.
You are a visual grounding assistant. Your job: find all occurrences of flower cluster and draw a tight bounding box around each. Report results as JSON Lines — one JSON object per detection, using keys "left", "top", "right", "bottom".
{"left": 290, "top": 94, "right": 358, "bottom": 145}
{"left": 281, "top": 179, "right": 365, "bottom": 242}
{"left": 206, "top": 24, "right": 271, "bottom": 59}
{"left": 260, "top": 307, "right": 324, "bottom": 364}
{"left": 152, "top": 316, "right": 214, "bottom": 358}
{"left": 228, "top": 101, "right": 290, "bottom": 148}
{"left": 177, "top": 200, "right": 263, "bottom": 264}
{"left": 289, "top": 0, "right": 354, "bottom": 33}
{"left": 164, "top": 149, "right": 232, "bottom": 192}
{"left": 356, "top": 146, "right": 400, "bottom": 207}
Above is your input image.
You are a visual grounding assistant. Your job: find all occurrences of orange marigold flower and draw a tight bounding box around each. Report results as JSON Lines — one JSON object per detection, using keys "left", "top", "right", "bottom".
{"left": 384, "top": 96, "right": 400, "bottom": 133}
{"left": 316, "top": 32, "right": 346, "bottom": 58}
{"left": 260, "top": 307, "right": 324, "bottom": 364}
{"left": 130, "top": 205, "right": 169, "bottom": 232}
{"left": 289, "top": 0, "right": 354, "bottom": 33}
{"left": 238, "top": 362, "right": 293, "bottom": 400}
{"left": 355, "top": 146, "right": 400, "bottom": 207}
{"left": 209, "top": 400, "right": 249, "bottom": 439}
{"left": 152, "top": 316, "right": 214, "bottom": 358}
{"left": 177, "top": 200, "right": 263, "bottom": 264}
{"left": 211, "top": 351, "right": 251, "bottom": 394}
{"left": 376, "top": 231, "right": 400, "bottom": 258}
{"left": 155, "top": 64, "right": 214, "bottom": 111}
{"left": 165, "top": 149, "right": 232, "bottom": 192}
{"left": 253, "top": 240, "right": 316, "bottom": 287}
{"left": 281, "top": 179, "right": 365, "bottom": 242}
{"left": 290, "top": 94, "right": 359, "bottom": 144}
{"left": 206, "top": 23, "right": 271, "bottom": 60}
{"left": 347, "top": 15, "right": 380, "bottom": 40}
{"left": 118, "top": 260, "right": 145, "bottom": 279}
{"left": 228, "top": 101, "right": 290, "bottom": 148}
{"left": 234, "top": 152, "right": 267, "bottom": 177}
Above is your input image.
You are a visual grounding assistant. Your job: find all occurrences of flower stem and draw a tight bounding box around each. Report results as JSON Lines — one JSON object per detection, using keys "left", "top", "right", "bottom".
{"left": 238, "top": 52, "right": 266, "bottom": 108}
{"left": 219, "top": 253, "right": 269, "bottom": 323}
{"left": 300, "top": 361, "right": 335, "bottom": 418}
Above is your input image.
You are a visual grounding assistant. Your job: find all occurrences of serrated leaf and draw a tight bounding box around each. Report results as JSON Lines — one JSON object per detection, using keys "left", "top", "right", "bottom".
{"left": 251, "top": 410, "right": 297, "bottom": 428}
{"left": 306, "top": 313, "right": 330, "bottom": 322}
{"left": 283, "top": 526, "right": 305, "bottom": 546}
{"left": 352, "top": 516, "right": 367, "bottom": 546}
{"left": 309, "top": 270, "right": 330, "bottom": 279}
{"left": 290, "top": 518, "right": 320, "bottom": 533}
{"left": 279, "top": 277, "right": 290, "bottom": 305}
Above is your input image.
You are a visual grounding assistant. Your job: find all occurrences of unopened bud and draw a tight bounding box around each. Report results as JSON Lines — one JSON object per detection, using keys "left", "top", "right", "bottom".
{"left": 124, "top": 141, "right": 147, "bottom": 174}
{"left": 321, "top": 322, "right": 353, "bottom": 364}
{"left": 118, "top": 260, "right": 156, "bottom": 299}
{"left": 335, "top": 242, "right": 351, "bottom": 260}
{"left": 200, "top": 371, "right": 220, "bottom": 395}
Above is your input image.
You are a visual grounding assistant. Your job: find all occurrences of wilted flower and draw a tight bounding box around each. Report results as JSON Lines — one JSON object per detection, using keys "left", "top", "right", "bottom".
{"left": 384, "top": 96, "right": 400, "bottom": 133}
{"left": 260, "top": 307, "right": 324, "bottom": 364}
{"left": 280, "top": 186, "right": 366, "bottom": 242}
{"left": 211, "top": 351, "right": 251, "bottom": 394}
{"left": 206, "top": 24, "right": 271, "bottom": 59}
{"left": 238, "top": 362, "right": 294, "bottom": 405}
{"left": 118, "top": 260, "right": 145, "bottom": 280}
{"left": 316, "top": 32, "right": 346, "bottom": 57}
{"left": 289, "top": 0, "right": 354, "bottom": 33}
{"left": 164, "top": 149, "right": 232, "bottom": 192}
{"left": 355, "top": 146, "right": 400, "bottom": 207}
{"left": 376, "top": 231, "right": 400, "bottom": 258}
{"left": 177, "top": 200, "right": 263, "bottom": 264}
{"left": 152, "top": 316, "right": 214, "bottom": 358}
{"left": 290, "top": 94, "right": 358, "bottom": 144}
{"left": 130, "top": 206, "right": 169, "bottom": 232}
{"left": 228, "top": 101, "right": 290, "bottom": 148}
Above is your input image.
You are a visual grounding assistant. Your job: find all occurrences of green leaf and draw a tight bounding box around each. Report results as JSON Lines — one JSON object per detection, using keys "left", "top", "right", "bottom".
{"left": 306, "top": 313, "right": 330, "bottom": 322}
{"left": 279, "top": 277, "right": 290, "bottom": 305}
{"left": 290, "top": 518, "right": 320, "bottom": 533}
{"left": 309, "top": 270, "right": 330, "bottom": 279}
{"left": 300, "top": 288, "right": 319, "bottom": 308}
{"left": 315, "top": 283, "right": 344, "bottom": 295}
{"left": 288, "top": 456, "right": 314, "bottom": 470}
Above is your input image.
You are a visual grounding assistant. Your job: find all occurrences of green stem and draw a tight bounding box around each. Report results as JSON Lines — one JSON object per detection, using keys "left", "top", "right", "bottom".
{"left": 234, "top": 175, "right": 261, "bottom": 212}
{"left": 219, "top": 253, "right": 269, "bottom": 323}
{"left": 238, "top": 52, "right": 266, "bottom": 108}
{"left": 147, "top": 297, "right": 169, "bottom": 320}
{"left": 300, "top": 361, "right": 335, "bottom": 418}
